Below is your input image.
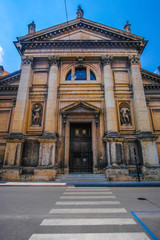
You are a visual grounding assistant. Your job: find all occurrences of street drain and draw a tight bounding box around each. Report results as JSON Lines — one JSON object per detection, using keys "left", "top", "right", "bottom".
{"left": 137, "top": 197, "right": 147, "bottom": 200}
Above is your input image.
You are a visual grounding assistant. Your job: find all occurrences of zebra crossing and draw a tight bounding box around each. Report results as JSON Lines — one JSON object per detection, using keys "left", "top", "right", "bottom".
{"left": 28, "top": 186, "right": 151, "bottom": 240}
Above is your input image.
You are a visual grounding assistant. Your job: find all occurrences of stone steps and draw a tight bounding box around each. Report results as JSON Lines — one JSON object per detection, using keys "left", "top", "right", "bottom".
{"left": 55, "top": 174, "right": 107, "bottom": 183}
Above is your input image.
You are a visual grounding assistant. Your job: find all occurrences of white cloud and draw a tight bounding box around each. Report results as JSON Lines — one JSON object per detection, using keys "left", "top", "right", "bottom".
{"left": 154, "top": 69, "right": 159, "bottom": 74}
{"left": 0, "top": 46, "right": 4, "bottom": 65}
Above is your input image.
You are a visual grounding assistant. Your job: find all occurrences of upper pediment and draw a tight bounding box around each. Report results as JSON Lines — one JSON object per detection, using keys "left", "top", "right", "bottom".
{"left": 52, "top": 29, "right": 111, "bottom": 41}
{"left": 18, "top": 18, "right": 144, "bottom": 42}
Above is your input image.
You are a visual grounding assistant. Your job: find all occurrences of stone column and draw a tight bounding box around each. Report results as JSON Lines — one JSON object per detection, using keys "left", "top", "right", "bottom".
{"left": 45, "top": 56, "right": 60, "bottom": 134}
{"left": 129, "top": 55, "right": 159, "bottom": 166}
{"left": 12, "top": 57, "right": 33, "bottom": 133}
{"left": 4, "top": 57, "right": 33, "bottom": 167}
{"left": 39, "top": 56, "right": 60, "bottom": 167}
{"left": 102, "top": 56, "right": 120, "bottom": 167}
{"left": 102, "top": 55, "right": 118, "bottom": 133}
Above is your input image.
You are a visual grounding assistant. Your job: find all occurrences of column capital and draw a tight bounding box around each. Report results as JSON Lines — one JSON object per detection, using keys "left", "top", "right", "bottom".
{"left": 100, "top": 55, "right": 113, "bottom": 68}
{"left": 21, "top": 56, "right": 33, "bottom": 65}
{"left": 128, "top": 55, "right": 140, "bottom": 66}
{"left": 48, "top": 56, "right": 60, "bottom": 67}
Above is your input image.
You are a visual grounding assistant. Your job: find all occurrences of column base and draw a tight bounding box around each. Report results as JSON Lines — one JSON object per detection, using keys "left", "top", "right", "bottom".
{"left": 105, "top": 166, "right": 160, "bottom": 181}
{"left": 0, "top": 166, "right": 58, "bottom": 181}
{"left": 138, "top": 131, "right": 159, "bottom": 166}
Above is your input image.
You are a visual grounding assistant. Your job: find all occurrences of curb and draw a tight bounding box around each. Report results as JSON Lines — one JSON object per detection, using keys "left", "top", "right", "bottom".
{"left": 0, "top": 181, "right": 160, "bottom": 187}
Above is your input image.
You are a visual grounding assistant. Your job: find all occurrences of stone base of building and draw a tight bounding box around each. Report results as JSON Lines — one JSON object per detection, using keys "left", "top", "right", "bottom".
{"left": 105, "top": 166, "right": 160, "bottom": 181}
{"left": 0, "top": 166, "right": 58, "bottom": 181}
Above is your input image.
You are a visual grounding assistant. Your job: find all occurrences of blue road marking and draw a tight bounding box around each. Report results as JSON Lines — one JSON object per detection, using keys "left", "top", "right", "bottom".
{"left": 131, "top": 211, "right": 160, "bottom": 240}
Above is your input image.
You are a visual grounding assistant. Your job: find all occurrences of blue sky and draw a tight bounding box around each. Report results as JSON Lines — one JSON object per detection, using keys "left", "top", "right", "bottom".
{"left": 0, "top": 0, "right": 159, "bottom": 73}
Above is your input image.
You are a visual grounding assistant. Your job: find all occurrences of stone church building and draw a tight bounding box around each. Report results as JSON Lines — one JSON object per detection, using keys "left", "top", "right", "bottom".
{"left": 0, "top": 8, "right": 160, "bottom": 181}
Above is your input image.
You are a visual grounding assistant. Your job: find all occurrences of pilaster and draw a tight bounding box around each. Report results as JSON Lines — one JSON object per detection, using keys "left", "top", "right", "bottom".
{"left": 101, "top": 55, "right": 118, "bottom": 133}
{"left": 11, "top": 56, "right": 33, "bottom": 133}
{"left": 44, "top": 56, "right": 60, "bottom": 134}
{"left": 129, "top": 55, "right": 159, "bottom": 166}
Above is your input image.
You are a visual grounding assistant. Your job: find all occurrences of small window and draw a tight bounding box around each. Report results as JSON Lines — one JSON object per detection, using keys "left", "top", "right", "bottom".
{"left": 66, "top": 70, "right": 71, "bottom": 81}
{"left": 90, "top": 70, "right": 96, "bottom": 81}
{"left": 75, "top": 67, "right": 86, "bottom": 80}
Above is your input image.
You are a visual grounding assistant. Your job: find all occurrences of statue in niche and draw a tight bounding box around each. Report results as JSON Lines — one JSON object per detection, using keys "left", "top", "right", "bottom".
{"left": 31, "top": 104, "right": 42, "bottom": 126}
{"left": 76, "top": 6, "right": 84, "bottom": 19}
{"left": 120, "top": 105, "right": 132, "bottom": 125}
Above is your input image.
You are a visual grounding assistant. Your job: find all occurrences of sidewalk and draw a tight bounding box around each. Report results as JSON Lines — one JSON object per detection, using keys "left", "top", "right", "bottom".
{"left": 0, "top": 181, "right": 160, "bottom": 187}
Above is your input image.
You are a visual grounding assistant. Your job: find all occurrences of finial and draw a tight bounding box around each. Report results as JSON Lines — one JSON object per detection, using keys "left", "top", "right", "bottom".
{"left": 124, "top": 20, "right": 131, "bottom": 33}
{"left": 28, "top": 21, "right": 36, "bottom": 34}
{"left": 76, "top": 6, "right": 84, "bottom": 19}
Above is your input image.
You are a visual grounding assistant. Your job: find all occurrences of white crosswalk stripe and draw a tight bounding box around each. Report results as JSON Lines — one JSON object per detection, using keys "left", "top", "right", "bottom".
{"left": 29, "top": 232, "right": 150, "bottom": 240}
{"left": 28, "top": 186, "right": 151, "bottom": 240}
{"left": 60, "top": 195, "right": 116, "bottom": 199}
{"left": 56, "top": 200, "right": 120, "bottom": 205}
{"left": 49, "top": 208, "right": 127, "bottom": 214}
{"left": 63, "top": 191, "right": 113, "bottom": 194}
{"left": 41, "top": 218, "right": 136, "bottom": 226}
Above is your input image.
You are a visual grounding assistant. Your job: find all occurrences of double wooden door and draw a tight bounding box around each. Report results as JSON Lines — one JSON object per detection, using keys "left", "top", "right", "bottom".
{"left": 69, "top": 123, "right": 93, "bottom": 173}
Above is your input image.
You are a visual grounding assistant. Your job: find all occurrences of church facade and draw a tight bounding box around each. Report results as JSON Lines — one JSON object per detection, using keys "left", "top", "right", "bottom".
{"left": 0, "top": 9, "right": 160, "bottom": 181}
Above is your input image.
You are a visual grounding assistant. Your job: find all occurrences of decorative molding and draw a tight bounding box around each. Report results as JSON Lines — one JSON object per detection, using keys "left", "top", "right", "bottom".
{"left": 141, "top": 68, "right": 160, "bottom": 84}
{"left": 128, "top": 55, "right": 140, "bottom": 65}
{"left": 76, "top": 56, "right": 85, "bottom": 66}
{"left": 100, "top": 55, "right": 113, "bottom": 67}
{"left": 17, "top": 40, "right": 146, "bottom": 54}
{"left": 48, "top": 56, "right": 60, "bottom": 67}
{"left": 22, "top": 56, "right": 33, "bottom": 65}
{"left": 0, "top": 70, "right": 21, "bottom": 85}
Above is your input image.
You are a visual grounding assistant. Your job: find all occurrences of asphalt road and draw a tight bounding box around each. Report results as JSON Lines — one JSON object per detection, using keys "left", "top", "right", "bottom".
{"left": 0, "top": 186, "right": 160, "bottom": 240}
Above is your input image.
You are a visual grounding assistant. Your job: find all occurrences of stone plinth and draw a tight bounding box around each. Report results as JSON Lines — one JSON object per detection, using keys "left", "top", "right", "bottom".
{"left": 38, "top": 133, "right": 59, "bottom": 167}
{"left": 0, "top": 167, "right": 57, "bottom": 181}
{"left": 4, "top": 134, "right": 24, "bottom": 166}
{"left": 138, "top": 131, "right": 159, "bottom": 166}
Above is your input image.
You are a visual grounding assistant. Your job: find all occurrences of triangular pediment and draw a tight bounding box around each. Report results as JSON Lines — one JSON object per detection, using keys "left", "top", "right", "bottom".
{"left": 61, "top": 101, "right": 101, "bottom": 114}
{"left": 52, "top": 29, "right": 111, "bottom": 41}
{"left": 17, "top": 18, "right": 144, "bottom": 43}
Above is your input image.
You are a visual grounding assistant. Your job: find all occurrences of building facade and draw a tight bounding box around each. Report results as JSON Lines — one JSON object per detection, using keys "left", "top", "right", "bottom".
{"left": 0, "top": 9, "right": 160, "bottom": 181}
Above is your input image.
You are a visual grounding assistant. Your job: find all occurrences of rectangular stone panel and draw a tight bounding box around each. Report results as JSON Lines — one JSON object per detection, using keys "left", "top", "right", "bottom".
{"left": 0, "top": 144, "right": 5, "bottom": 166}
{"left": 0, "top": 110, "right": 11, "bottom": 132}
{"left": 33, "top": 72, "right": 48, "bottom": 85}
{"left": 114, "top": 70, "right": 129, "bottom": 84}
{"left": 152, "top": 109, "right": 160, "bottom": 130}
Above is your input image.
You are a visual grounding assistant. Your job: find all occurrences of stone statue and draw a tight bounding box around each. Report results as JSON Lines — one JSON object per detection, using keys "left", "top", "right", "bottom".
{"left": 124, "top": 20, "right": 131, "bottom": 33}
{"left": 120, "top": 106, "right": 132, "bottom": 125}
{"left": 32, "top": 104, "right": 42, "bottom": 126}
{"left": 76, "top": 6, "right": 84, "bottom": 19}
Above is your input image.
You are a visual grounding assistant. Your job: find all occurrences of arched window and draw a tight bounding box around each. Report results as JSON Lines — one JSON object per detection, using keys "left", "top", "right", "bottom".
{"left": 75, "top": 67, "right": 86, "bottom": 80}
{"left": 65, "top": 66, "right": 97, "bottom": 81}
{"left": 90, "top": 70, "right": 96, "bottom": 80}
{"left": 66, "top": 70, "right": 71, "bottom": 81}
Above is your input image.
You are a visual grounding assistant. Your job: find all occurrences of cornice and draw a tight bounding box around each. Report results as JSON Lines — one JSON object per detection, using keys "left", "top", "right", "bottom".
{"left": 144, "top": 84, "right": 160, "bottom": 90}
{"left": 141, "top": 68, "right": 160, "bottom": 84}
{"left": 15, "top": 40, "right": 147, "bottom": 55}
{"left": 0, "top": 85, "right": 18, "bottom": 91}
{"left": 0, "top": 70, "right": 21, "bottom": 86}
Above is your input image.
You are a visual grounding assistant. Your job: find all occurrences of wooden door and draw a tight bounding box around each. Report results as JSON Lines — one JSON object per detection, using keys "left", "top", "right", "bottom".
{"left": 69, "top": 123, "right": 93, "bottom": 173}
